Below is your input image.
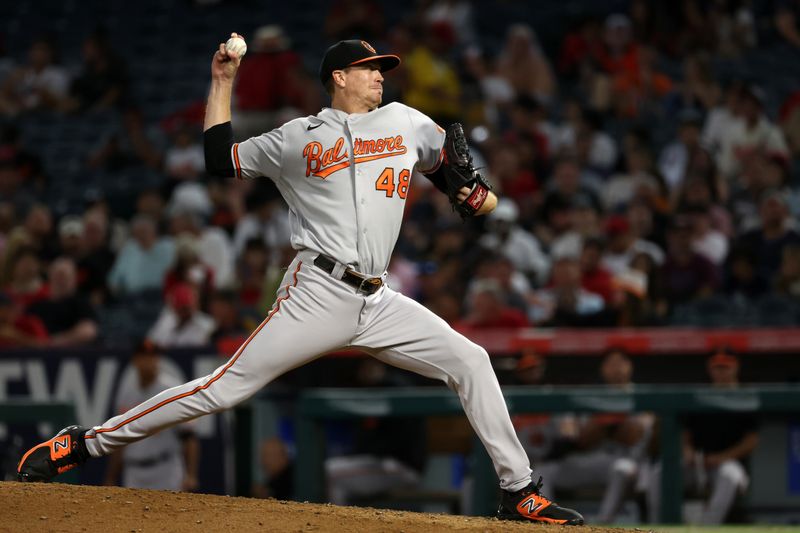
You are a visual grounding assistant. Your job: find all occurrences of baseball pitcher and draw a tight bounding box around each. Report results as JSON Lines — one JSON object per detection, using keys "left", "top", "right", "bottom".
{"left": 18, "top": 34, "right": 583, "bottom": 526}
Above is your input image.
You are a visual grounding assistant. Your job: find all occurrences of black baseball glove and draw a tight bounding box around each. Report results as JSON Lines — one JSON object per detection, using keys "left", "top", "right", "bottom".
{"left": 443, "top": 123, "right": 492, "bottom": 219}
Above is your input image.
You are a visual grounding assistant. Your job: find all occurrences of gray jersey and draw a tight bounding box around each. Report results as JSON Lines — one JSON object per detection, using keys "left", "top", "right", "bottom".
{"left": 233, "top": 102, "right": 445, "bottom": 276}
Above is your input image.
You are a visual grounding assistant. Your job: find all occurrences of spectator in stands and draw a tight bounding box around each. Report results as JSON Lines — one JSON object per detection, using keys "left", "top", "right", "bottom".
{"left": 775, "top": 0, "right": 800, "bottom": 49}
{"left": 163, "top": 235, "right": 214, "bottom": 306}
{"left": 528, "top": 254, "right": 606, "bottom": 326}
{"left": 604, "top": 145, "right": 661, "bottom": 212}
{"left": 108, "top": 214, "right": 175, "bottom": 295}
{"left": 232, "top": 25, "right": 317, "bottom": 139}
{"left": 233, "top": 185, "right": 291, "bottom": 261}
{"left": 670, "top": 54, "right": 721, "bottom": 115}
{"left": 557, "top": 16, "right": 603, "bottom": 81}
{"left": 702, "top": 80, "right": 744, "bottom": 159}
{"left": 28, "top": 257, "right": 98, "bottom": 347}
{"left": 580, "top": 237, "right": 614, "bottom": 304}
{"left": 325, "top": 358, "right": 425, "bottom": 506}
{"left": 574, "top": 110, "right": 619, "bottom": 175}
{"left": 471, "top": 254, "right": 530, "bottom": 313}
{"left": 540, "top": 157, "right": 602, "bottom": 242}
{"left": 252, "top": 437, "right": 294, "bottom": 500}
{"left": 169, "top": 209, "right": 234, "bottom": 289}
{"left": 496, "top": 24, "right": 557, "bottom": 103}
{"left": 661, "top": 215, "right": 720, "bottom": 307}
{"left": 611, "top": 45, "right": 674, "bottom": 119}
{"left": 0, "top": 124, "right": 47, "bottom": 197}
{"left": 4, "top": 246, "right": 48, "bottom": 309}
{"left": 0, "top": 37, "right": 69, "bottom": 116}
{"left": 537, "top": 349, "right": 651, "bottom": 506}
{"left": 147, "top": 282, "right": 215, "bottom": 348}
{"left": 104, "top": 339, "right": 199, "bottom": 491}
{"left": 87, "top": 106, "right": 163, "bottom": 172}
{"left": 22, "top": 204, "right": 57, "bottom": 261}
{"left": 487, "top": 143, "right": 540, "bottom": 212}
{"left": 724, "top": 244, "right": 769, "bottom": 301}
{"left": 458, "top": 278, "right": 529, "bottom": 329}
{"left": 589, "top": 14, "right": 641, "bottom": 112}
{"left": 422, "top": 0, "right": 476, "bottom": 45}
{"left": 209, "top": 289, "right": 250, "bottom": 342}
{"left": 324, "top": 0, "right": 385, "bottom": 42}
{"left": 164, "top": 125, "right": 205, "bottom": 188}
{"left": 135, "top": 189, "right": 168, "bottom": 227}
{"left": 736, "top": 188, "right": 800, "bottom": 281}
{"left": 57, "top": 215, "right": 84, "bottom": 260}
{"left": 0, "top": 156, "right": 36, "bottom": 216}
{"left": 687, "top": 204, "right": 729, "bottom": 266}
{"left": 658, "top": 109, "right": 704, "bottom": 194}
{"left": 77, "top": 208, "right": 115, "bottom": 305}
{"left": 479, "top": 198, "right": 550, "bottom": 286}
{"left": 66, "top": 29, "right": 129, "bottom": 112}
{"left": 0, "top": 291, "right": 47, "bottom": 348}
{"left": 460, "top": 46, "right": 515, "bottom": 130}
{"left": 646, "top": 349, "right": 758, "bottom": 524}
{"left": 402, "top": 21, "right": 461, "bottom": 125}
{"left": 601, "top": 214, "right": 664, "bottom": 276}
{"left": 717, "top": 85, "right": 789, "bottom": 181}
{"left": 728, "top": 151, "right": 789, "bottom": 232}
{"left": 237, "top": 238, "right": 269, "bottom": 311}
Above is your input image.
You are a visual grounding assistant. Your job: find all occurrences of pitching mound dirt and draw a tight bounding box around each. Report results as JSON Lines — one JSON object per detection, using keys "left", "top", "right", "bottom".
{"left": 0, "top": 482, "right": 626, "bottom": 533}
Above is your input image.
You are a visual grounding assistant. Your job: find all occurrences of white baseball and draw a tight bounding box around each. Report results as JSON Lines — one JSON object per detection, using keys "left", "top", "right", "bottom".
{"left": 225, "top": 36, "right": 247, "bottom": 58}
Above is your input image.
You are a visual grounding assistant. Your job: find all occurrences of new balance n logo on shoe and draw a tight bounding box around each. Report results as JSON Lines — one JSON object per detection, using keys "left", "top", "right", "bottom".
{"left": 53, "top": 437, "right": 69, "bottom": 453}
{"left": 518, "top": 495, "right": 545, "bottom": 515}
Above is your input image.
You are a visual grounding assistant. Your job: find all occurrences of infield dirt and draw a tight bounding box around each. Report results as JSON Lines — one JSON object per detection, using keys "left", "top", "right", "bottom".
{"left": 0, "top": 482, "right": 629, "bottom": 533}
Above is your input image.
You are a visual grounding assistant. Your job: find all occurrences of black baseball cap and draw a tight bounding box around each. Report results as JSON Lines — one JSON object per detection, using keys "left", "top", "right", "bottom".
{"left": 319, "top": 39, "right": 400, "bottom": 85}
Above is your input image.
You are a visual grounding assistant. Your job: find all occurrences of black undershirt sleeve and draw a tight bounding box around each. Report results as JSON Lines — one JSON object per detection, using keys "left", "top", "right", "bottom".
{"left": 422, "top": 165, "right": 448, "bottom": 195}
{"left": 204, "top": 121, "right": 235, "bottom": 177}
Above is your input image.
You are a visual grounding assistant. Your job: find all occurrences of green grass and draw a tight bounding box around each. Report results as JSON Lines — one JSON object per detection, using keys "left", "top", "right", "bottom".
{"left": 627, "top": 527, "right": 800, "bottom": 533}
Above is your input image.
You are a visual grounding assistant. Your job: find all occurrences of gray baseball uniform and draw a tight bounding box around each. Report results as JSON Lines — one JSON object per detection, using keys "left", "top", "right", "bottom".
{"left": 83, "top": 102, "right": 533, "bottom": 493}
{"left": 115, "top": 371, "right": 187, "bottom": 490}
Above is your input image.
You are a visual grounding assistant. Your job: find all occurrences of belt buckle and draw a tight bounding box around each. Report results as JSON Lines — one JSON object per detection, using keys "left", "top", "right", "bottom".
{"left": 358, "top": 276, "right": 382, "bottom": 295}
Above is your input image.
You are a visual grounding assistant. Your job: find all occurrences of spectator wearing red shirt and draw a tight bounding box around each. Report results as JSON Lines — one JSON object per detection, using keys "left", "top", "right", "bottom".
{"left": 232, "top": 25, "right": 318, "bottom": 140}
{"left": 458, "top": 279, "right": 529, "bottom": 330}
{"left": 0, "top": 291, "right": 47, "bottom": 348}
{"left": 4, "top": 246, "right": 48, "bottom": 309}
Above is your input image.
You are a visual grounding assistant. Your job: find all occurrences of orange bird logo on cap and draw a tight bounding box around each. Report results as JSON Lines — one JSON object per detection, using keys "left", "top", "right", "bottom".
{"left": 361, "top": 40, "right": 376, "bottom": 53}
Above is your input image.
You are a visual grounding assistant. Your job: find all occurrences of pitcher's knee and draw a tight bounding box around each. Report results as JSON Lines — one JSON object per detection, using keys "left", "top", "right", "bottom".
{"left": 611, "top": 457, "right": 638, "bottom": 479}
{"left": 718, "top": 460, "right": 748, "bottom": 487}
{"left": 450, "top": 344, "right": 492, "bottom": 382}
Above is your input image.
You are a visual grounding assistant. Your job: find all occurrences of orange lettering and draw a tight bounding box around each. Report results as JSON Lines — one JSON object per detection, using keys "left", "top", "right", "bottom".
{"left": 303, "top": 142, "right": 322, "bottom": 177}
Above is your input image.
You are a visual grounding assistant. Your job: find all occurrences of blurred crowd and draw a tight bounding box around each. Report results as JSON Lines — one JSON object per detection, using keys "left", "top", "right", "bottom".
{"left": 2, "top": 0, "right": 800, "bottom": 350}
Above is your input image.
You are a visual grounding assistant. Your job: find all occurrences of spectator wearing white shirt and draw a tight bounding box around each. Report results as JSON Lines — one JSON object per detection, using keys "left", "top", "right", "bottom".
{"left": 233, "top": 186, "right": 292, "bottom": 261}
{"left": 147, "top": 283, "right": 215, "bottom": 348}
{"left": 686, "top": 205, "right": 729, "bottom": 266}
{"left": 169, "top": 210, "right": 235, "bottom": 289}
{"left": 479, "top": 198, "right": 550, "bottom": 286}
{"left": 601, "top": 215, "right": 664, "bottom": 276}
{"left": 165, "top": 126, "right": 206, "bottom": 184}
{"left": 717, "top": 85, "right": 789, "bottom": 181}
{"left": 0, "top": 38, "right": 69, "bottom": 116}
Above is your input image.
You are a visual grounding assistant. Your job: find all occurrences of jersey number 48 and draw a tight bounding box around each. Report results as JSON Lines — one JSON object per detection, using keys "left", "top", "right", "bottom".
{"left": 375, "top": 167, "right": 410, "bottom": 199}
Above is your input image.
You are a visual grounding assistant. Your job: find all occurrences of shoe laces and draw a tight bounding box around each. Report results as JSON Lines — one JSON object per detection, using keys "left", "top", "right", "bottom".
{"left": 519, "top": 476, "right": 550, "bottom": 502}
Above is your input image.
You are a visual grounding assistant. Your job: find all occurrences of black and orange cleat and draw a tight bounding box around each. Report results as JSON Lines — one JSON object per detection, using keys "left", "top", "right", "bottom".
{"left": 17, "top": 425, "right": 90, "bottom": 482}
{"left": 497, "top": 477, "right": 584, "bottom": 525}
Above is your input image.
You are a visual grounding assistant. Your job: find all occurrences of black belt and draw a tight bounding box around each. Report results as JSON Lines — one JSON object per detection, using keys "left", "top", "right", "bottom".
{"left": 126, "top": 451, "right": 175, "bottom": 468}
{"left": 313, "top": 255, "right": 383, "bottom": 295}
